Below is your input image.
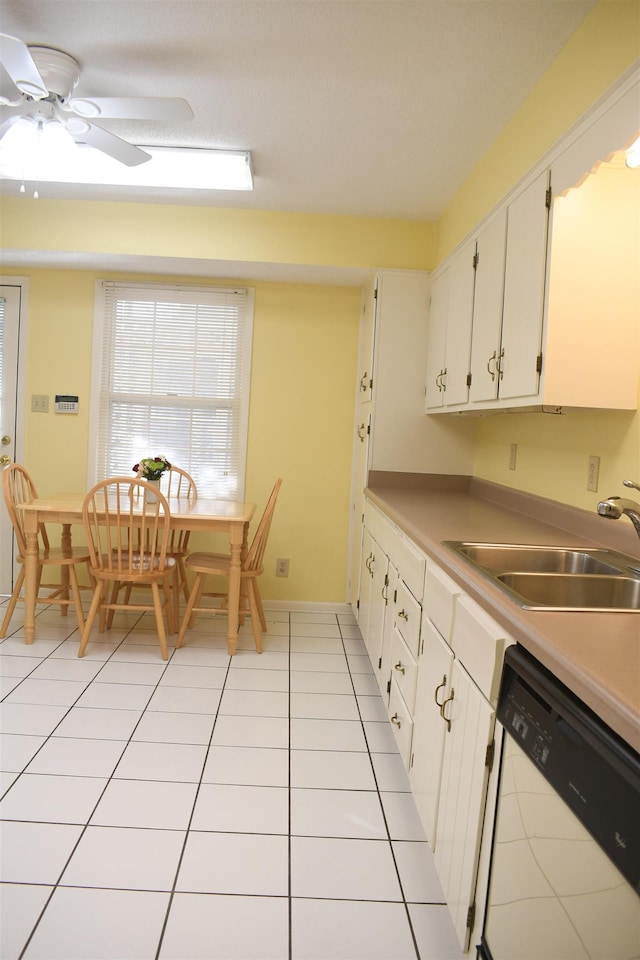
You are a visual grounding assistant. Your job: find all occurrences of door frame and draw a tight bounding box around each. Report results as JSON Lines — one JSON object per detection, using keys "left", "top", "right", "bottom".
{"left": 0, "top": 276, "right": 29, "bottom": 597}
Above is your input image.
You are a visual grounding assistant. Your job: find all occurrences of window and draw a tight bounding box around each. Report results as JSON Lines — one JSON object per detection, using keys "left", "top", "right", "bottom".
{"left": 90, "top": 281, "right": 254, "bottom": 499}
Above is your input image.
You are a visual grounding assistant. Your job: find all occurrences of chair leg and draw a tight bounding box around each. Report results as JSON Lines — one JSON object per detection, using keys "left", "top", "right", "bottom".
{"left": 68, "top": 565, "right": 86, "bottom": 634}
{"left": 253, "top": 580, "right": 268, "bottom": 632}
{"left": 78, "top": 583, "right": 103, "bottom": 657}
{"left": 0, "top": 568, "right": 25, "bottom": 638}
{"left": 151, "top": 581, "right": 169, "bottom": 660}
{"left": 178, "top": 572, "right": 204, "bottom": 648}
{"left": 177, "top": 557, "right": 190, "bottom": 605}
{"left": 247, "top": 581, "right": 263, "bottom": 654}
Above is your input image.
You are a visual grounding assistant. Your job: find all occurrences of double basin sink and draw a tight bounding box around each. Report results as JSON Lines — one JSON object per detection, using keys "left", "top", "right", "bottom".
{"left": 444, "top": 542, "right": 640, "bottom": 611}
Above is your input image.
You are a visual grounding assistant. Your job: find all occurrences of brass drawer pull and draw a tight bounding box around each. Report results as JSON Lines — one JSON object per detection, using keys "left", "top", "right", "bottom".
{"left": 440, "top": 688, "right": 455, "bottom": 732}
{"left": 434, "top": 674, "right": 447, "bottom": 707}
{"left": 394, "top": 661, "right": 405, "bottom": 675}
{"left": 390, "top": 713, "right": 402, "bottom": 728}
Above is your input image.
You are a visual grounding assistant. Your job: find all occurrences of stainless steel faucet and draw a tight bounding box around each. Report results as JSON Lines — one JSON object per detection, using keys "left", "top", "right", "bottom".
{"left": 597, "top": 480, "right": 640, "bottom": 539}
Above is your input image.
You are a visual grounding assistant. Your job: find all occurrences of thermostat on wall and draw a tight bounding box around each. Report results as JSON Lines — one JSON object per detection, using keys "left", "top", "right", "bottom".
{"left": 55, "top": 395, "right": 79, "bottom": 414}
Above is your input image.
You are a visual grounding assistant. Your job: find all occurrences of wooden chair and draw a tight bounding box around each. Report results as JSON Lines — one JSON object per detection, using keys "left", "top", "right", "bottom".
{"left": 159, "top": 465, "right": 197, "bottom": 605}
{"left": 117, "top": 465, "right": 197, "bottom": 621}
{"left": 177, "top": 478, "right": 283, "bottom": 652}
{"left": 78, "top": 477, "right": 176, "bottom": 660}
{"left": 1, "top": 463, "right": 90, "bottom": 639}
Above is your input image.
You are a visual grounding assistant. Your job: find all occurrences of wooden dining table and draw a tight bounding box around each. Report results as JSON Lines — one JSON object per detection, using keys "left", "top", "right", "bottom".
{"left": 17, "top": 493, "right": 256, "bottom": 655}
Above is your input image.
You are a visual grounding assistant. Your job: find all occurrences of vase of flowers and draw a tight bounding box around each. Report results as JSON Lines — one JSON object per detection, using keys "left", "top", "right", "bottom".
{"left": 132, "top": 456, "right": 171, "bottom": 502}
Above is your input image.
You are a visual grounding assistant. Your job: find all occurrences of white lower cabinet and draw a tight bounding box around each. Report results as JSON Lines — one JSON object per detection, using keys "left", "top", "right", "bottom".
{"left": 434, "top": 658, "right": 496, "bottom": 951}
{"left": 358, "top": 523, "right": 513, "bottom": 954}
{"left": 409, "top": 618, "right": 454, "bottom": 845}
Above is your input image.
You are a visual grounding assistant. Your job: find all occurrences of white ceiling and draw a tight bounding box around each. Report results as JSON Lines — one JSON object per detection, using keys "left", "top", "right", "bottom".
{"left": 0, "top": 0, "right": 597, "bottom": 219}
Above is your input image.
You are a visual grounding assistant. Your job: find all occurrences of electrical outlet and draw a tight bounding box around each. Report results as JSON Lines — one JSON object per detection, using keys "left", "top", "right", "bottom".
{"left": 31, "top": 394, "right": 49, "bottom": 413}
{"left": 276, "top": 558, "right": 289, "bottom": 578}
{"left": 587, "top": 455, "right": 600, "bottom": 492}
{"left": 508, "top": 443, "right": 517, "bottom": 471}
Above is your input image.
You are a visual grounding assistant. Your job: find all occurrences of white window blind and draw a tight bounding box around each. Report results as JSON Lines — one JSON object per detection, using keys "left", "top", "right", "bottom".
{"left": 91, "top": 281, "right": 254, "bottom": 499}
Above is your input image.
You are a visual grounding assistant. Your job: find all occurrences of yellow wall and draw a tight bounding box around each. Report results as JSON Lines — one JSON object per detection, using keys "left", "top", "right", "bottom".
{"left": 13, "top": 267, "right": 361, "bottom": 602}
{"left": 442, "top": 0, "right": 640, "bottom": 513}
{"left": 437, "top": 0, "right": 640, "bottom": 260}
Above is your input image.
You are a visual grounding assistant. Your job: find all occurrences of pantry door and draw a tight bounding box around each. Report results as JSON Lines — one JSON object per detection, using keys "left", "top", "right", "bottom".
{"left": 0, "top": 280, "right": 27, "bottom": 597}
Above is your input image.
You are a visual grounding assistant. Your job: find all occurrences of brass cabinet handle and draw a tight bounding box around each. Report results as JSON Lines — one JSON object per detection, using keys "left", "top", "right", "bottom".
{"left": 394, "top": 661, "right": 405, "bottom": 675}
{"left": 486, "top": 351, "right": 497, "bottom": 382}
{"left": 0, "top": 455, "right": 10, "bottom": 466}
{"left": 391, "top": 713, "right": 402, "bottom": 728}
{"left": 357, "top": 423, "right": 367, "bottom": 442}
{"left": 360, "top": 373, "right": 369, "bottom": 392}
{"left": 496, "top": 348, "right": 505, "bottom": 380}
{"left": 397, "top": 609, "right": 408, "bottom": 621}
{"left": 1, "top": 435, "right": 11, "bottom": 446}
{"left": 434, "top": 674, "right": 447, "bottom": 707}
{"left": 440, "top": 687, "right": 455, "bottom": 732}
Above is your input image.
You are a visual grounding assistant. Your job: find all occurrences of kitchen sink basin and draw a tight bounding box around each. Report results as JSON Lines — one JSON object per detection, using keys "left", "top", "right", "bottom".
{"left": 443, "top": 541, "right": 640, "bottom": 611}
{"left": 497, "top": 573, "right": 640, "bottom": 611}
{"left": 448, "top": 543, "right": 627, "bottom": 575}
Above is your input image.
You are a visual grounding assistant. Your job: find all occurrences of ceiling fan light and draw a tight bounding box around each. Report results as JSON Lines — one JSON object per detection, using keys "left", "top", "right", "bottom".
{"left": 0, "top": 144, "right": 254, "bottom": 192}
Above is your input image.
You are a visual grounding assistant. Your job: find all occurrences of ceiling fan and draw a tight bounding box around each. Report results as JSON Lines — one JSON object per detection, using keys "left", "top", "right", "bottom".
{"left": 0, "top": 33, "right": 193, "bottom": 166}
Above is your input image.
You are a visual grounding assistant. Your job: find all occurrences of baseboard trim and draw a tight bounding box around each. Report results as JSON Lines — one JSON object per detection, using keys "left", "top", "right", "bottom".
{"left": 263, "top": 599, "right": 355, "bottom": 615}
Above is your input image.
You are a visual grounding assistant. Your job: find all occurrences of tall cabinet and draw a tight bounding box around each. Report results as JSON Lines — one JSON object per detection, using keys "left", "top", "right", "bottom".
{"left": 348, "top": 269, "right": 476, "bottom": 604}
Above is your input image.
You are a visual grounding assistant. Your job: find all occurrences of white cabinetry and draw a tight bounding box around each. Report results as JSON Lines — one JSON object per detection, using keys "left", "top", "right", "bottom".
{"left": 425, "top": 240, "right": 475, "bottom": 409}
{"left": 428, "top": 73, "right": 640, "bottom": 414}
{"left": 407, "top": 557, "right": 512, "bottom": 952}
{"left": 349, "top": 270, "right": 476, "bottom": 604}
{"left": 497, "top": 169, "right": 551, "bottom": 402}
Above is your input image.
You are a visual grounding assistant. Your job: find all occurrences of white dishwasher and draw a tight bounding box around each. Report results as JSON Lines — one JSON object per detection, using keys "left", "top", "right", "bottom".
{"left": 478, "top": 645, "right": 640, "bottom": 960}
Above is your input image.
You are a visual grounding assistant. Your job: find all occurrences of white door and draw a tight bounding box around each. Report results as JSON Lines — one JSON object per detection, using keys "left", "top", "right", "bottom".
{"left": 0, "top": 281, "right": 27, "bottom": 597}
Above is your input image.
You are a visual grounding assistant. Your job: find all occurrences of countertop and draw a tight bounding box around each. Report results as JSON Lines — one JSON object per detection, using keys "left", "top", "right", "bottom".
{"left": 365, "top": 474, "right": 640, "bottom": 753}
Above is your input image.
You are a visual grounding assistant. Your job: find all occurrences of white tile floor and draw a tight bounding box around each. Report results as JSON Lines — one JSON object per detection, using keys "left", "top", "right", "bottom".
{"left": 0, "top": 601, "right": 465, "bottom": 960}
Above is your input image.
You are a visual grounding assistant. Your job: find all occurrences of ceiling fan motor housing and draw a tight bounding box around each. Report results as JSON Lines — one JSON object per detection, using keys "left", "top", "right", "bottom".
{"left": 27, "top": 46, "right": 79, "bottom": 100}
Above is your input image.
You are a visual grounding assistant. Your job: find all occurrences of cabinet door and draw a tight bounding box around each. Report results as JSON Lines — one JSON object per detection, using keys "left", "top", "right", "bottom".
{"left": 443, "top": 239, "right": 475, "bottom": 407}
{"left": 425, "top": 267, "right": 448, "bottom": 409}
{"left": 366, "top": 541, "right": 390, "bottom": 672}
{"left": 358, "top": 277, "right": 376, "bottom": 404}
{"left": 409, "top": 619, "right": 454, "bottom": 846}
{"left": 434, "top": 660, "right": 495, "bottom": 952}
{"left": 388, "top": 679, "right": 414, "bottom": 769}
{"left": 357, "top": 528, "right": 375, "bottom": 634}
{"left": 377, "top": 559, "right": 398, "bottom": 701}
{"left": 468, "top": 210, "right": 507, "bottom": 403}
{"left": 499, "top": 169, "right": 551, "bottom": 400}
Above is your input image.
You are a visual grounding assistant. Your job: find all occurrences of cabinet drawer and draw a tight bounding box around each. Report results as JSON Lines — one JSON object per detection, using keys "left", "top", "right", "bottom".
{"left": 394, "top": 579, "right": 422, "bottom": 659}
{"left": 364, "top": 501, "right": 397, "bottom": 559}
{"left": 424, "top": 560, "right": 461, "bottom": 642}
{"left": 388, "top": 680, "right": 414, "bottom": 768}
{"left": 451, "top": 595, "right": 510, "bottom": 704}
{"left": 390, "top": 629, "right": 418, "bottom": 713}
{"left": 396, "top": 535, "right": 426, "bottom": 600}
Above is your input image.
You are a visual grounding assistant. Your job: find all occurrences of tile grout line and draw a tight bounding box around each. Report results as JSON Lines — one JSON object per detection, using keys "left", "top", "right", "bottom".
{"left": 340, "top": 619, "right": 422, "bottom": 960}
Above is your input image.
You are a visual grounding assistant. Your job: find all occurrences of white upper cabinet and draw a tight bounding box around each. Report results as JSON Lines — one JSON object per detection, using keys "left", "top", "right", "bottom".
{"left": 467, "top": 210, "right": 507, "bottom": 404}
{"left": 428, "top": 70, "right": 640, "bottom": 415}
{"left": 425, "top": 241, "right": 476, "bottom": 410}
{"left": 499, "top": 169, "right": 551, "bottom": 401}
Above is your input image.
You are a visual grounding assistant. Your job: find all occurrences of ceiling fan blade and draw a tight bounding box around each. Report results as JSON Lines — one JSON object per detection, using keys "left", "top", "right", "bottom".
{"left": 0, "top": 33, "right": 48, "bottom": 99}
{"left": 70, "top": 121, "right": 151, "bottom": 166}
{"left": 68, "top": 96, "right": 193, "bottom": 121}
